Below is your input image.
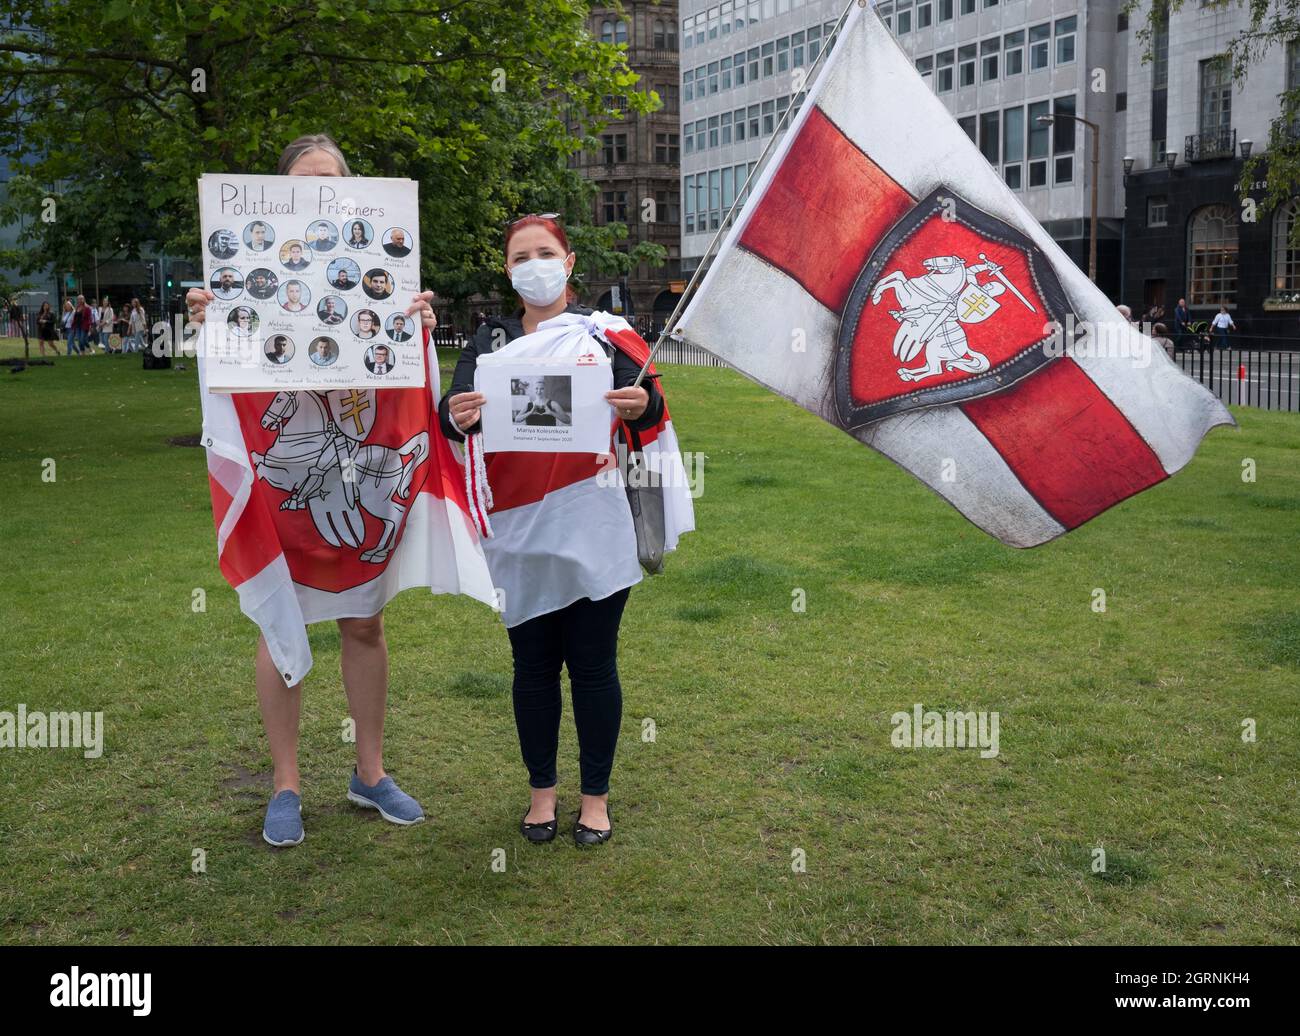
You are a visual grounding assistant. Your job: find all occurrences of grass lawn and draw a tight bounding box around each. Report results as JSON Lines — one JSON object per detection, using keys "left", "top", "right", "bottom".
{"left": 1, "top": 342, "right": 1297, "bottom": 945}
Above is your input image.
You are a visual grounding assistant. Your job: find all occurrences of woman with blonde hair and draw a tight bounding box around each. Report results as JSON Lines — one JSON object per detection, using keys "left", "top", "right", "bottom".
{"left": 187, "top": 134, "right": 448, "bottom": 847}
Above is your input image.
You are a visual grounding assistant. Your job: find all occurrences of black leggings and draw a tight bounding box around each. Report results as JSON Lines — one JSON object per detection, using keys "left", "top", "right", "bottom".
{"left": 505, "top": 588, "right": 630, "bottom": 796}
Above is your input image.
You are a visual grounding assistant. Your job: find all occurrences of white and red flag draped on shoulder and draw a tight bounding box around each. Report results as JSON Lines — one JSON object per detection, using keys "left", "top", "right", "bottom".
{"left": 678, "top": 2, "right": 1233, "bottom": 547}
{"left": 461, "top": 310, "right": 695, "bottom": 628}
{"left": 199, "top": 328, "right": 496, "bottom": 685}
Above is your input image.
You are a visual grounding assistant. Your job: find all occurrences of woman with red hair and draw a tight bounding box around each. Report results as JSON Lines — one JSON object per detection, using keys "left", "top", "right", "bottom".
{"left": 442, "top": 214, "right": 694, "bottom": 846}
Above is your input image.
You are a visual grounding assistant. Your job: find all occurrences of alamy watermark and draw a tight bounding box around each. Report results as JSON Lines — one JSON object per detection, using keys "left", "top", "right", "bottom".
{"left": 891, "top": 703, "right": 1000, "bottom": 759}
{"left": 1, "top": 705, "right": 103, "bottom": 758}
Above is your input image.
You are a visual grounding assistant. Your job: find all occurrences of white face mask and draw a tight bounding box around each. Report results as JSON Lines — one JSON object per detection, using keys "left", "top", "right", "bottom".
{"left": 510, "top": 256, "right": 570, "bottom": 306}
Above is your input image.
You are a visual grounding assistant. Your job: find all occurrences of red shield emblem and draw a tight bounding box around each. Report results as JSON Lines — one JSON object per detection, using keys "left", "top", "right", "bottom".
{"left": 835, "top": 189, "right": 1081, "bottom": 429}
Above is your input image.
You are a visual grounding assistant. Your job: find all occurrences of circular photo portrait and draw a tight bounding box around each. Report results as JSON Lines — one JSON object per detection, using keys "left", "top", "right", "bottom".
{"left": 317, "top": 295, "right": 348, "bottom": 325}
{"left": 306, "top": 219, "right": 339, "bottom": 252}
{"left": 385, "top": 312, "right": 414, "bottom": 342}
{"left": 351, "top": 309, "right": 380, "bottom": 340}
{"left": 227, "top": 306, "right": 259, "bottom": 339}
{"left": 243, "top": 220, "right": 275, "bottom": 253}
{"left": 343, "top": 219, "right": 373, "bottom": 249}
{"left": 245, "top": 268, "right": 280, "bottom": 300}
{"left": 308, "top": 335, "right": 340, "bottom": 367}
{"left": 278, "top": 240, "right": 311, "bottom": 271}
{"left": 362, "top": 269, "right": 394, "bottom": 301}
{"left": 207, "top": 228, "right": 239, "bottom": 260}
{"left": 263, "top": 334, "right": 294, "bottom": 366}
{"left": 210, "top": 267, "right": 243, "bottom": 300}
{"left": 364, "top": 343, "right": 396, "bottom": 376}
{"left": 278, "top": 279, "right": 311, "bottom": 313}
{"left": 326, "top": 257, "right": 361, "bottom": 291}
{"left": 381, "top": 227, "right": 412, "bottom": 258}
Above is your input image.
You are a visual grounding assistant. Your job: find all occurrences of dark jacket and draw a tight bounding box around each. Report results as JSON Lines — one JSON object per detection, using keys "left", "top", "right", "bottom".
{"left": 438, "top": 304, "right": 664, "bottom": 443}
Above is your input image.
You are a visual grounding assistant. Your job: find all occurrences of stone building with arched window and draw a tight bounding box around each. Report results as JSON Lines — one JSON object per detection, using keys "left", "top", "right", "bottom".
{"left": 1121, "top": 3, "right": 1293, "bottom": 338}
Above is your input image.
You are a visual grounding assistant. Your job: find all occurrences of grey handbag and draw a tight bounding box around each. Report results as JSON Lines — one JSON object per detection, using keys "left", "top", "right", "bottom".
{"left": 619, "top": 421, "right": 666, "bottom": 575}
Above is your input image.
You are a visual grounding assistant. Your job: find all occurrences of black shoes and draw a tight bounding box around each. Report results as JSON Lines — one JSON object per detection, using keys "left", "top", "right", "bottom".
{"left": 519, "top": 799, "right": 613, "bottom": 845}
{"left": 573, "top": 804, "right": 612, "bottom": 847}
{"left": 520, "top": 807, "right": 559, "bottom": 843}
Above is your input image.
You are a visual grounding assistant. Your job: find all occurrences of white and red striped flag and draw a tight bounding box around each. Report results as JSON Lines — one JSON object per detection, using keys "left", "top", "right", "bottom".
{"left": 199, "top": 328, "right": 496, "bottom": 684}
{"left": 679, "top": 3, "right": 1233, "bottom": 547}
{"left": 461, "top": 310, "right": 695, "bottom": 628}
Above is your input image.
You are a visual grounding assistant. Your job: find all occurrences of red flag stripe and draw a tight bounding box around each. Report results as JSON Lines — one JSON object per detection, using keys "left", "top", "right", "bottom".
{"left": 959, "top": 359, "right": 1168, "bottom": 528}
{"left": 736, "top": 100, "right": 1168, "bottom": 530}
{"left": 738, "top": 106, "right": 913, "bottom": 312}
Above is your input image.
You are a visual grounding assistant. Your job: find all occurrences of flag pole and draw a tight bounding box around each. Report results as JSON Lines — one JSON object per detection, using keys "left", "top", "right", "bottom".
{"left": 634, "top": 0, "right": 868, "bottom": 387}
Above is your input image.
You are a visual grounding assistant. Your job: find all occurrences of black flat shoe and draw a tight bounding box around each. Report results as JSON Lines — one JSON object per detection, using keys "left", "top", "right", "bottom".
{"left": 573, "top": 805, "right": 613, "bottom": 846}
{"left": 520, "top": 807, "right": 558, "bottom": 843}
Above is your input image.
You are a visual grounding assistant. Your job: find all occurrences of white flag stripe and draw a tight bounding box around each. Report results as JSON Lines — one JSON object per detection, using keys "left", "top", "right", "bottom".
{"left": 289, "top": 491, "right": 497, "bottom": 625}
{"left": 813, "top": 10, "right": 1234, "bottom": 471}
{"left": 486, "top": 473, "right": 643, "bottom": 627}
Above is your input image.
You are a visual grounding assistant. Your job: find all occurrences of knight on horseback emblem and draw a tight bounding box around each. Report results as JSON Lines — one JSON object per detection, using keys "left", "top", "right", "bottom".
{"left": 871, "top": 252, "right": 1038, "bottom": 384}
{"left": 250, "top": 389, "right": 428, "bottom": 563}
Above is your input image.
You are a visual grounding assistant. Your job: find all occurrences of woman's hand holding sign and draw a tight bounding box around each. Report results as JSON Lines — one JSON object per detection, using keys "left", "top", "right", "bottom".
{"left": 406, "top": 290, "right": 437, "bottom": 332}
{"left": 449, "top": 391, "right": 486, "bottom": 433}
{"left": 187, "top": 287, "right": 215, "bottom": 323}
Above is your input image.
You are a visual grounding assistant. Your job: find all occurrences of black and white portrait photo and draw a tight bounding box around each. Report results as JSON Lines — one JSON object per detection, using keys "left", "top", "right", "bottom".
{"left": 208, "top": 228, "right": 239, "bottom": 259}
{"left": 510, "top": 375, "right": 572, "bottom": 427}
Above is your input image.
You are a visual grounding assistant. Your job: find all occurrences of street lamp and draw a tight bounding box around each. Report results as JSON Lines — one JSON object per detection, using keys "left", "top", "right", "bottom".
{"left": 1122, "top": 154, "right": 1135, "bottom": 186}
{"left": 1165, "top": 150, "right": 1178, "bottom": 173}
{"left": 1240, "top": 138, "right": 1253, "bottom": 160}
{"left": 1037, "top": 112, "right": 1101, "bottom": 283}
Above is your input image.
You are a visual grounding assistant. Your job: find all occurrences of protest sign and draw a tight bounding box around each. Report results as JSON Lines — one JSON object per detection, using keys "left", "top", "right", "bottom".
{"left": 198, "top": 173, "right": 422, "bottom": 391}
{"left": 474, "top": 353, "right": 614, "bottom": 454}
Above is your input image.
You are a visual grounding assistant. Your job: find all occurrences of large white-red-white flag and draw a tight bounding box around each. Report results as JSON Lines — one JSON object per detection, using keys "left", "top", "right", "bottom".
{"left": 679, "top": 4, "right": 1233, "bottom": 547}
{"left": 199, "top": 329, "right": 496, "bottom": 684}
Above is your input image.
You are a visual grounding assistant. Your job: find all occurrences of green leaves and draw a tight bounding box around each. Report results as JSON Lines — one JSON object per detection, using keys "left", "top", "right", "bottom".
{"left": 0, "top": 0, "right": 654, "bottom": 299}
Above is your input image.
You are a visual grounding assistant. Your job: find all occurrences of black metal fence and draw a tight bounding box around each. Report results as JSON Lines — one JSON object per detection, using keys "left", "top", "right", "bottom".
{"left": 12, "top": 303, "right": 1293, "bottom": 410}
{"left": 430, "top": 314, "right": 728, "bottom": 368}
{"left": 1174, "top": 343, "right": 1299, "bottom": 412}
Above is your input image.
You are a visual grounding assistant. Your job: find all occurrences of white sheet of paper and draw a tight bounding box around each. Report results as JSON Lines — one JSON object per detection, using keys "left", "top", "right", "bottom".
{"left": 474, "top": 354, "right": 614, "bottom": 454}
{"left": 197, "top": 173, "right": 422, "bottom": 392}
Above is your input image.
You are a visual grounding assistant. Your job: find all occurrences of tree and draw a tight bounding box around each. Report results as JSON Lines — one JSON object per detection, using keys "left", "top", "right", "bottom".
{"left": 0, "top": 0, "right": 665, "bottom": 306}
